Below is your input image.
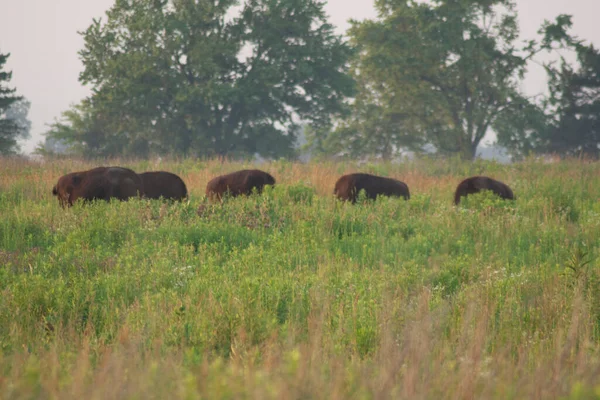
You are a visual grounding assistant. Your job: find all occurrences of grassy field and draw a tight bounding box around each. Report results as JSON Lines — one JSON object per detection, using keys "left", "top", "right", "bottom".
{"left": 1, "top": 156, "right": 600, "bottom": 399}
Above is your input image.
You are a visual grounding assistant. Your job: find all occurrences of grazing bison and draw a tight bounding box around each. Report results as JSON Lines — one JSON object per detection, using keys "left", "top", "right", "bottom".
{"left": 334, "top": 173, "right": 410, "bottom": 203}
{"left": 454, "top": 176, "right": 515, "bottom": 205}
{"left": 52, "top": 166, "right": 142, "bottom": 208}
{"left": 206, "top": 169, "right": 275, "bottom": 200}
{"left": 139, "top": 171, "right": 188, "bottom": 201}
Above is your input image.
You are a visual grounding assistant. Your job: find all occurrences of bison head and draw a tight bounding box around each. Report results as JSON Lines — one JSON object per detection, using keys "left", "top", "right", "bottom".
{"left": 53, "top": 174, "right": 82, "bottom": 208}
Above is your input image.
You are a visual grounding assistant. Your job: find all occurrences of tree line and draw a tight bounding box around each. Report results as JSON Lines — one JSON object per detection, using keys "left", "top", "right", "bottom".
{"left": 1, "top": 0, "right": 599, "bottom": 161}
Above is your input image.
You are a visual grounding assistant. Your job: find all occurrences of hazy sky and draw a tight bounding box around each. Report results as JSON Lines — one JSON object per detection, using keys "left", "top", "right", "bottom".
{"left": 1, "top": 0, "right": 598, "bottom": 153}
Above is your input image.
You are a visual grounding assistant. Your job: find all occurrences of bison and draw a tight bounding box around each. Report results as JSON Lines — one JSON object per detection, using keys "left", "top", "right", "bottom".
{"left": 205, "top": 169, "right": 275, "bottom": 201}
{"left": 139, "top": 171, "right": 188, "bottom": 201}
{"left": 52, "top": 166, "right": 143, "bottom": 208}
{"left": 454, "top": 176, "right": 515, "bottom": 205}
{"left": 334, "top": 173, "right": 410, "bottom": 203}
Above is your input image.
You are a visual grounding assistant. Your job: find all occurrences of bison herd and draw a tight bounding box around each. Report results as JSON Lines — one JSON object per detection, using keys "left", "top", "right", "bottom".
{"left": 52, "top": 167, "right": 515, "bottom": 209}
{"left": 52, "top": 167, "right": 187, "bottom": 207}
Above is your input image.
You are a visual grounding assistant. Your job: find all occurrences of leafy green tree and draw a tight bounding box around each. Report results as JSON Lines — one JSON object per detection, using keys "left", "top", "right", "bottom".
{"left": 331, "top": 0, "right": 538, "bottom": 160}
{"left": 66, "top": 0, "right": 353, "bottom": 158}
{"left": 493, "top": 95, "right": 548, "bottom": 159}
{"left": 320, "top": 78, "right": 421, "bottom": 160}
{"left": 497, "top": 16, "right": 600, "bottom": 159}
{"left": 541, "top": 43, "right": 600, "bottom": 159}
{"left": 0, "top": 52, "right": 28, "bottom": 154}
{"left": 41, "top": 100, "right": 123, "bottom": 157}
{"left": 6, "top": 99, "right": 31, "bottom": 140}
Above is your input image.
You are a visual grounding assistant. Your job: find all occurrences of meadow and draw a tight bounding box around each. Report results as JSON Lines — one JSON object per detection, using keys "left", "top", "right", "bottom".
{"left": 1, "top": 156, "right": 600, "bottom": 399}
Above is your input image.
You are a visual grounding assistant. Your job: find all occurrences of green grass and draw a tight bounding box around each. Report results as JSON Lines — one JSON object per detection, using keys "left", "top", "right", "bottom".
{"left": 1, "top": 157, "right": 600, "bottom": 399}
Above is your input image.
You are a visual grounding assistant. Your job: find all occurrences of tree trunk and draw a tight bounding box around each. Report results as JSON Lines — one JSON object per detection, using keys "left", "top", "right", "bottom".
{"left": 459, "top": 141, "right": 477, "bottom": 161}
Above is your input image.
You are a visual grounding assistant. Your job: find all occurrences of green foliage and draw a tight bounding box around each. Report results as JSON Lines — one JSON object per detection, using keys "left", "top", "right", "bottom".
{"left": 331, "top": 0, "right": 538, "bottom": 160}
{"left": 57, "top": 0, "right": 354, "bottom": 159}
{"left": 542, "top": 41, "right": 600, "bottom": 159}
{"left": 276, "top": 182, "right": 317, "bottom": 205}
{"left": 457, "top": 189, "right": 516, "bottom": 212}
{"left": 493, "top": 95, "right": 549, "bottom": 160}
{"left": 322, "top": 80, "right": 420, "bottom": 160}
{"left": 0, "top": 52, "right": 27, "bottom": 154}
{"left": 40, "top": 101, "right": 110, "bottom": 157}
{"left": 498, "top": 16, "right": 600, "bottom": 160}
{"left": 4, "top": 99, "right": 31, "bottom": 141}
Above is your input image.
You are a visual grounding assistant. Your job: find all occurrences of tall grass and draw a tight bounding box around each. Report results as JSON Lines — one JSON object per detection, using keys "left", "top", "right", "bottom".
{"left": 1, "top": 156, "right": 600, "bottom": 399}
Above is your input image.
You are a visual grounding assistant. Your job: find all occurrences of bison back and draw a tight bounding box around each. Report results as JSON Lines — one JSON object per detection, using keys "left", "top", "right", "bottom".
{"left": 53, "top": 166, "right": 142, "bottom": 207}
{"left": 206, "top": 169, "right": 275, "bottom": 200}
{"left": 139, "top": 171, "right": 188, "bottom": 201}
{"left": 103, "top": 167, "right": 143, "bottom": 200}
{"left": 454, "top": 176, "right": 514, "bottom": 205}
{"left": 334, "top": 173, "right": 409, "bottom": 203}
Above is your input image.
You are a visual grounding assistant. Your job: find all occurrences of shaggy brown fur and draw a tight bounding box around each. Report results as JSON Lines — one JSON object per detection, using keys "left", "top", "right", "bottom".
{"left": 139, "top": 171, "right": 188, "bottom": 201}
{"left": 52, "top": 167, "right": 142, "bottom": 208}
{"left": 205, "top": 169, "right": 275, "bottom": 201}
{"left": 334, "top": 173, "right": 410, "bottom": 203}
{"left": 454, "top": 176, "right": 515, "bottom": 205}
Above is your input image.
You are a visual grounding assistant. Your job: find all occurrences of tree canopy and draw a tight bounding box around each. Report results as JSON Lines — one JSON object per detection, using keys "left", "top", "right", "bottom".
{"left": 543, "top": 43, "right": 600, "bottom": 159}
{"left": 496, "top": 16, "right": 600, "bottom": 159}
{"left": 50, "top": 0, "right": 354, "bottom": 159}
{"left": 40, "top": 0, "right": 600, "bottom": 161}
{"left": 321, "top": 0, "right": 539, "bottom": 160}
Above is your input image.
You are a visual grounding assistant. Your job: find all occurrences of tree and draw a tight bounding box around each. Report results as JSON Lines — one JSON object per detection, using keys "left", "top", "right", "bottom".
{"left": 319, "top": 78, "right": 422, "bottom": 160}
{"left": 540, "top": 43, "right": 600, "bottom": 159}
{"left": 497, "top": 16, "right": 600, "bottom": 159}
{"left": 0, "top": 52, "right": 28, "bottom": 154}
{"left": 6, "top": 99, "right": 31, "bottom": 140}
{"left": 330, "top": 0, "right": 537, "bottom": 160}
{"left": 65, "top": 0, "right": 354, "bottom": 159}
{"left": 493, "top": 94, "right": 549, "bottom": 159}
{"left": 41, "top": 100, "right": 119, "bottom": 157}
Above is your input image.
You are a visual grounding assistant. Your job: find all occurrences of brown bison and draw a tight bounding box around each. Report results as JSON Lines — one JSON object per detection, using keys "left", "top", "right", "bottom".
{"left": 139, "top": 171, "right": 188, "bottom": 201}
{"left": 206, "top": 169, "right": 275, "bottom": 201}
{"left": 454, "top": 176, "right": 515, "bottom": 205}
{"left": 52, "top": 166, "right": 143, "bottom": 208}
{"left": 334, "top": 173, "right": 410, "bottom": 203}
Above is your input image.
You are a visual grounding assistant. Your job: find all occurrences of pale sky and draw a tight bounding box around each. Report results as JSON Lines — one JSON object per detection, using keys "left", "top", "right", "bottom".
{"left": 0, "top": 0, "right": 598, "bottom": 153}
